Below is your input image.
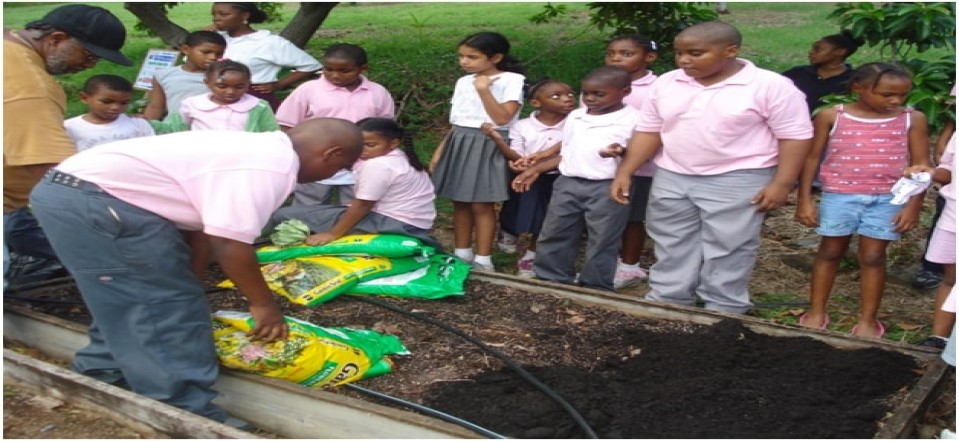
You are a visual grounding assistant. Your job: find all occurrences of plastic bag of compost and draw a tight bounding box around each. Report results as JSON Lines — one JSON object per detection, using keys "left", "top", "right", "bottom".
{"left": 211, "top": 311, "right": 409, "bottom": 388}
{"left": 347, "top": 254, "right": 470, "bottom": 299}
{"left": 256, "top": 233, "right": 435, "bottom": 263}
{"left": 218, "top": 255, "right": 430, "bottom": 306}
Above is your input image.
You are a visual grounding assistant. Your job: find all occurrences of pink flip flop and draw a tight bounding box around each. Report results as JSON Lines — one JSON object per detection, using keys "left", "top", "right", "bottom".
{"left": 799, "top": 313, "right": 830, "bottom": 330}
{"left": 851, "top": 320, "right": 885, "bottom": 339}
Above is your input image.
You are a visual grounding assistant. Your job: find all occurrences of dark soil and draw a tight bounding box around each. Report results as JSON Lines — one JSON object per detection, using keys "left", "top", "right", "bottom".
{"left": 5, "top": 276, "right": 929, "bottom": 439}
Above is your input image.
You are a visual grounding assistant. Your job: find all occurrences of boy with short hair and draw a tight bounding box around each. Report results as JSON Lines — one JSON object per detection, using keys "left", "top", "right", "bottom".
{"left": 276, "top": 43, "right": 395, "bottom": 207}
{"left": 512, "top": 66, "right": 639, "bottom": 291}
{"left": 611, "top": 21, "right": 813, "bottom": 313}
{"left": 65, "top": 74, "right": 154, "bottom": 151}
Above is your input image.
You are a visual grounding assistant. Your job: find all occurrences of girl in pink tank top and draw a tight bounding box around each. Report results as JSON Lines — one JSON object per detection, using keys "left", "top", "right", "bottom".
{"left": 795, "top": 62, "right": 929, "bottom": 339}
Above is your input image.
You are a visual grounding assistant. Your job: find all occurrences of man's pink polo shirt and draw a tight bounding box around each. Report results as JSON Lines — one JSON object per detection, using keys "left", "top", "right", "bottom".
{"left": 57, "top": 130, "right": 298, "bottom": 244}
{"left": 276, "top": 75, "right": 395, "bottom": 126}
{"left": 635, "top": 59, "right": 812, "bottom": 176}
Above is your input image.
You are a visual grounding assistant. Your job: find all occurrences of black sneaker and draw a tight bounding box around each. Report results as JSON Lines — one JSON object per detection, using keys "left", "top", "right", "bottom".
{"left": 918, "top": 336, "right": 948, "bottom": 351}
{"left": 912, "top": 270, "right": 944, "bottom": 290}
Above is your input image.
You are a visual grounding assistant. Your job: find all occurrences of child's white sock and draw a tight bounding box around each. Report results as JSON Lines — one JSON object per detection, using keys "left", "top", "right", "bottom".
{"left": 522, "top": 250, "right": 536, "bottom": 260}
{"left": 618, "top": 259, "right": 640, "bottom": 269}
{"left": 454, "top": 248, "right": 474, "bottom": 262}
{"left": 473, "top": 255, "right": 493, "bottom": 266}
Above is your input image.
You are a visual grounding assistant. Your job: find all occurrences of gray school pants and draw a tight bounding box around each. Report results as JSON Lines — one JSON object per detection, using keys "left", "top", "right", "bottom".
{"left": 533, "top": 176, "right": 629, "bottom": 291}
{"left": 292, "top": 182, "right": 355, "bottom": 206}
{"left": 645, "top": 167, "right": 775, "bottom": 314}
{"left": 29, "top": 173, "right": 227, "bottom": 422}
{"left": 269, "top": 204, "right": 444, "bottom": 252}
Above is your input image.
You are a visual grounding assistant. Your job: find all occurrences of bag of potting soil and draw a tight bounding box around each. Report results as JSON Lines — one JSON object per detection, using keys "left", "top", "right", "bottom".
{"left": 256, "top": 233, "right": 435, "bottom": 263}
{"left": 218, "top": 255, "right": 430, "bottom": 306}
{"left": 211, "top": 310, "right": 409, "bottom": 388}
{"left": 347, "top": 254, "right": 470, "bottom": 299}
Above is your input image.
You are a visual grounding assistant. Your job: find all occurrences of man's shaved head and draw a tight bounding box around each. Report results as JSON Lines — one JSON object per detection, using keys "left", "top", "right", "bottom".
{"left": 288, "top": 117, "right": 363, "bottom": 183}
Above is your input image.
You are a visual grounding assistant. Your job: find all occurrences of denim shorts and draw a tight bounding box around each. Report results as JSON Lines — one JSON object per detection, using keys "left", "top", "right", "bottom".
{"left": 816, "top": 192, "right": 903, "bottom": 241}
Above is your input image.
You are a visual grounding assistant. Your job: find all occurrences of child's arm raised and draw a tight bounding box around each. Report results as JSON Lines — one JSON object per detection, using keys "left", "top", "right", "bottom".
{"left": 512, "top": 155, "right": 560, "bottom": 193}
{"left": 142, "top": 78, "right": 167, "bottom": 120}
{"left": 794, "top": 109, "right": 835, "bottom": 227}
{"left": 893, "top": 110, "right": 931, "bottom": 233}
{"left": 480, "top": 122, "right": 522, "bottom": 161}
{"left": 305, "top": 199, "right": 377, "bottom": 246}
{"left": 610, "top": 131, "right": 662, "bottom": 205}
{"left": 474, "top": 75, "right": 521, "bottom": 127}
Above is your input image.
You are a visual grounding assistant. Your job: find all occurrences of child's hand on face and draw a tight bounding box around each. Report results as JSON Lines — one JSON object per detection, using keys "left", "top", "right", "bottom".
{"left": 599, "top": 143, "right": 625, "bottom": 158}
{"left": 305, "top": 232, "right": 336, "bottom": 246}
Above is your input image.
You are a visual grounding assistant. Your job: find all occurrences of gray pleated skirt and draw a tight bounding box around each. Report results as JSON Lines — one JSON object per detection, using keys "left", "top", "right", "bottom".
{"left": 432, "top": 125, "right": 509, "bottom": 202}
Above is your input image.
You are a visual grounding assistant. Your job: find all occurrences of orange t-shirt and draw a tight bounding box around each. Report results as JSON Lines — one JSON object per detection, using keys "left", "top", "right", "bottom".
{"left": 3, "top": 35, "right": 77, "bottom": 212}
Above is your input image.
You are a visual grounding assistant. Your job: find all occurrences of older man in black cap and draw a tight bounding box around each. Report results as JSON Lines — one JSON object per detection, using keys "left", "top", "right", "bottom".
{"left": 4, "top": 4, "right": 131, "bottom": 284}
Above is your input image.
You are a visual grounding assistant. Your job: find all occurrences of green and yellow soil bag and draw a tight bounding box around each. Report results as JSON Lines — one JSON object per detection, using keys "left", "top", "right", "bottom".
{"left": 219, "top": 255, "right": 430, "bottom": 306}
{"left": 212, "top": 311, "right": 409, "bottom": 388}
{"left": 257, "top": 233, "right": 435, "bottom": 262}
{"left": 347, "top": 254, "right": 470, "bottom": 299}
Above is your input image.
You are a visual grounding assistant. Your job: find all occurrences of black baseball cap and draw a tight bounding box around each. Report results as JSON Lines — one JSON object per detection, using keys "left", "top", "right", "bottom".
{"left": 32, "top": 4, "right": 132, "bottom": 66}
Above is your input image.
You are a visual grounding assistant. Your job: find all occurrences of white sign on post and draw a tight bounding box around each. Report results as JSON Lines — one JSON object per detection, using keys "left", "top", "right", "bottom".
{"left": 134, "top": 49, "right": 180, "bottom": 91}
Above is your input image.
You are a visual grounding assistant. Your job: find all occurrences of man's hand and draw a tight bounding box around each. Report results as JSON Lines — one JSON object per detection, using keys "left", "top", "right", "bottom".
{"left": 248, "top": 302, "right": 288, "bottom": 341}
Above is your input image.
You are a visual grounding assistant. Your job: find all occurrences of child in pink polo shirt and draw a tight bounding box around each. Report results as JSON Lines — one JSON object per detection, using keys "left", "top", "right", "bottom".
{"left": 796, "top": 63, "right": 930, "bottom": 339}
{"left": 481, "top": 78, "right": 575, "bottom": 277}
{"left": 512, "top": 66, "right": 639, "bottom": 291}
{"left": 611, "top": 21, "right": 813, "bottom": 313}
{"left": 269, "top": 117, "right": 438, "bottom": 249}
{"left": 602, "top": 34, "right": 659, "bottom": 290}
{"left": 150, "top": 59, "right": 279, "bottom": 133}
{"left": 276, "top": 43, "right": 395, "bottom": 208}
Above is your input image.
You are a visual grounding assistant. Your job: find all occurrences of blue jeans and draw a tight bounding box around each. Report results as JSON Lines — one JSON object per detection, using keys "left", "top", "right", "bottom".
{"left": 29, "top": 176, "right": 227, "bottom": 422}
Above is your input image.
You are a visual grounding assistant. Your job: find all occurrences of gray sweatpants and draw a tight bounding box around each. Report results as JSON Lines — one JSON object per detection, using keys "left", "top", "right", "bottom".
{"left": 292, "top": 182, "right": 355, "bottom": 206}
{"left": 269, "top": 204, "right": 443, "bottom": 252}
{"left": 533, "top": 176, "right": 629, "bottom": 291}
{"left": 645, "top": 167, "right": 775, "bottom": 314}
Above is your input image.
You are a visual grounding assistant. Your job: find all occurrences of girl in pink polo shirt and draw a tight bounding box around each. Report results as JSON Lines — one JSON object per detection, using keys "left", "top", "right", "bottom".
{"left": 151, "top": 59, "right": 279, "bottom": 133}
{"left": 480, "top": 78, "right": 575, "bottom": 277}
{"left": 796, "top": 62, "right": 929, "bottom": 339}
{"left": 603, "top": 34, "right": 659, "bottom": 290}
{"left": 283, "top": 117, "right": 437, "bottom": 249}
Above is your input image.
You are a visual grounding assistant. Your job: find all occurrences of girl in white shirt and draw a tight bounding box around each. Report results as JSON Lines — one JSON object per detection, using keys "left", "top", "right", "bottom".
{"left": 211, "top": 2, "right": 322, "bottom": 110}
{"left": 429, "top": 32, "right": 525, "bottom": 272}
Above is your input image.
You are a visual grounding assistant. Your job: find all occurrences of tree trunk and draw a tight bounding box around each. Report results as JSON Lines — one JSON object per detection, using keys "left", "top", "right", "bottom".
{"left": 124, "top": 2, "right": 189, "bottom": 48}
{"left": 279, "top": 2, "right": 339, "bottom": 49}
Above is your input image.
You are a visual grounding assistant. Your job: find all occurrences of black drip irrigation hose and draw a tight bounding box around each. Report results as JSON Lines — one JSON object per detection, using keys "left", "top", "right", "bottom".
{"left": 351, "top": 295, "right": 600, "bottom": 439}
{"left": 344, "top": 383, "right": 507, "bottom": 439}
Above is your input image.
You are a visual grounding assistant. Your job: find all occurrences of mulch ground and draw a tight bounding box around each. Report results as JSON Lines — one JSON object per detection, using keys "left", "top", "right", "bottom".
{"left": 6, "top": 276, "right": 931, "bottom": 439}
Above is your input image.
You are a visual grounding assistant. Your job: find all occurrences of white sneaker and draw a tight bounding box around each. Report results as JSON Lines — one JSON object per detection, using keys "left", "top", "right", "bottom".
{"left": 471, "top": 261, "right": 495, "bottom": 272}
{"left": 613, "top": 264, "right": 647, "bottom": 290}
{"left": 496, "top": 232, "right": 517, "bottom": 253}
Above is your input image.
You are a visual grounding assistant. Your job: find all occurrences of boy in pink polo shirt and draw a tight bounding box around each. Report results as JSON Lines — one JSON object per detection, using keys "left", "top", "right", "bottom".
{"left": 611, "top": 21, "right": 813, "bottom": 314}
{"left": 276, "top": 43, "right": 395, "bottom": 207}
{"left": 512, "top": 66, "right": 639, "bottom": 291}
